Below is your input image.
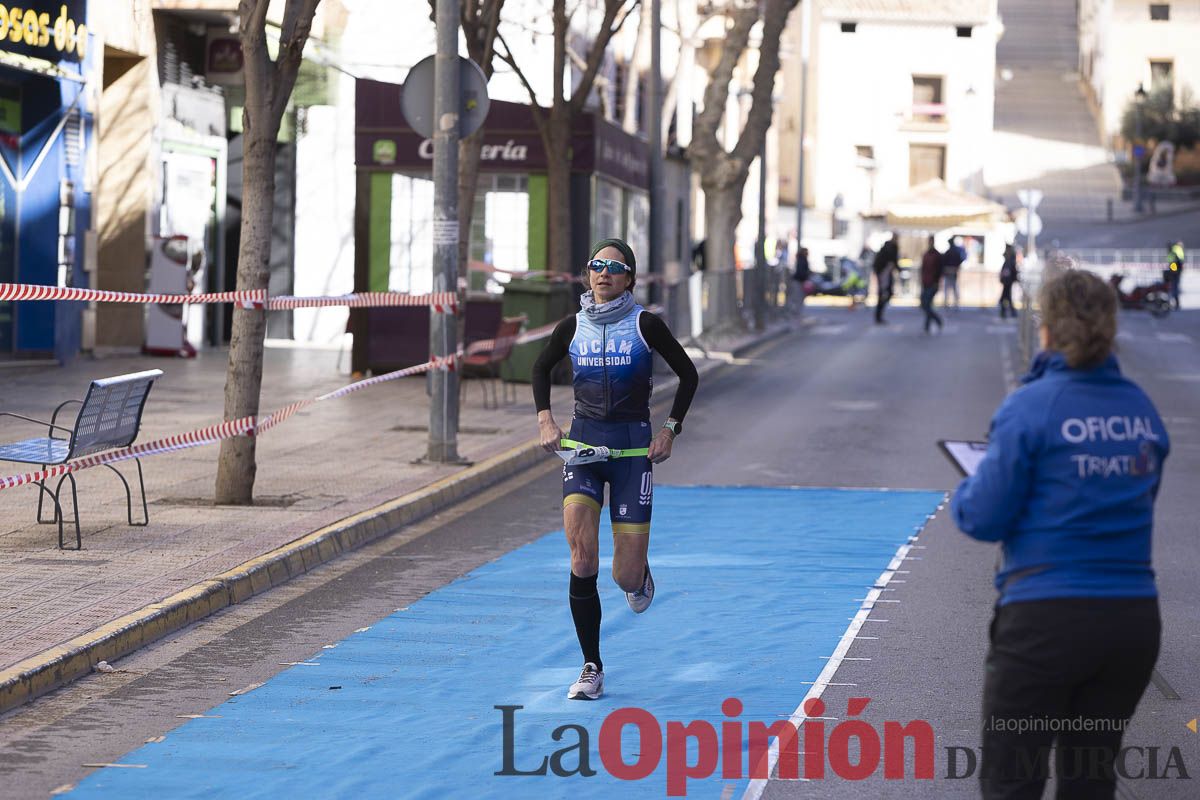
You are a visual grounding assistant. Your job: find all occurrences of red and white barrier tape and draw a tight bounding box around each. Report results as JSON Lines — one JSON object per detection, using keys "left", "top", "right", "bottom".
{"left": 467, "top": 261, "right": 672, "bottom": 285}
{"left": 0, "top": 356, "right": 457, "bottom": 491}
{"left": 256, "top": 355, "right": 455, "bottom": 435}
{"left": 0, "top": 284, "right": 458, "bottom": 313}
{"left": 0, "top": 284, "right": 267, "bottom": 307}
{"left": 0, "top": 417, "right": 257, "bottom": 490}
{"left": 262, "top": 292, "right": 458, "bottom": 313}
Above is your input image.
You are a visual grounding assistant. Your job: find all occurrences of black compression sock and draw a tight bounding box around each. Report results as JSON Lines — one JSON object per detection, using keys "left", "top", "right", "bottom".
{"left": 569, "top": 572, "right": 602, "bottom": 671}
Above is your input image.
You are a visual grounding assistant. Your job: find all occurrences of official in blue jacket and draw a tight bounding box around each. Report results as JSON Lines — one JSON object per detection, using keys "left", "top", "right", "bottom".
{"left": 952, "top": 269, "right": 1169, "bottom": 799}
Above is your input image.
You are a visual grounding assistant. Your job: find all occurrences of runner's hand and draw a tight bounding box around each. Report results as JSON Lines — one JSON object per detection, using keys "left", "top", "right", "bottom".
{"left": 647, "top": 429, "right": 674, "bottom": 464}
{"left": 538, "top": 414, "right": 564, "bottom": 453}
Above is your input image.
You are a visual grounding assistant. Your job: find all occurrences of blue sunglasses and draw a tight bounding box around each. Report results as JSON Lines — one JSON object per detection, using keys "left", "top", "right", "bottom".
{"left": 587, "top": 258, "right": 630, "bottom": 275}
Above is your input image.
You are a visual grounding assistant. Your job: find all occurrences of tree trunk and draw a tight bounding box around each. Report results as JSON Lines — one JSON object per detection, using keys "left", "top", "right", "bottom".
{"left": 621, "top": 8, "right": 647, "bottom": 134}
{"left": 213, "top": 0, "right": 318, "bottom": 505}
{"left": 214, "top": 117, "right": 278, "bottom": 504}
{"left": 457, "top": 129, "right": 486, "bottom": 273}
{"left": 546, "top": 117, "right": 574, "bottom": 272}
{"left": 702, "top": 184, "right": 742, "bottom": 330}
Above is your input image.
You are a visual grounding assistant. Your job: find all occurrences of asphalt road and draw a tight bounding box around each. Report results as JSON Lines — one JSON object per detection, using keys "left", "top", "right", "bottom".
{"left": 1, "top": 305, "right": 1196, "bottom": 799}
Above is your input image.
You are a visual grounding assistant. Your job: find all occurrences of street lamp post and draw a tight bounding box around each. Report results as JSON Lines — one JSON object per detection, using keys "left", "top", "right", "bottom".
{"left": 795, "top": 0, "right": 810, "bottom": 246}
{"left": 1134, "top": 83, "right": 1147, "bottom": 214}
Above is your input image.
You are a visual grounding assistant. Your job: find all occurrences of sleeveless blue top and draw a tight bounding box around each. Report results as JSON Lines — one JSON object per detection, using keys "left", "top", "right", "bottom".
{"left": 569, "top": 303, "right": 653, "bottom": 422}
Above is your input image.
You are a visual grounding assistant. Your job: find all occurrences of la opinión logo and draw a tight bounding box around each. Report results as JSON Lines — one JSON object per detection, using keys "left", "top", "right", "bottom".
{"left": 496, "top": 697, "right": 935, "bottom": 796}
{"left": 495, "top": 699, "right": 1192, "bottom": 796}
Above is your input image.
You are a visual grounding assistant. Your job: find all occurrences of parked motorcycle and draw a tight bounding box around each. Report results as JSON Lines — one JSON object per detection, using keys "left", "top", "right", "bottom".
{"left": 1108, "top": 274, "right": 1171, "bottom": 318}
{"left": 804, "top": 259, "right": 869, "bottom": 305}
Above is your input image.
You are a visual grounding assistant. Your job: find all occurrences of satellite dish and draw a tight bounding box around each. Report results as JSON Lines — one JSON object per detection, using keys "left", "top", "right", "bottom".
{"left": 401, "top": 55, "right": 490, "bottom": 139}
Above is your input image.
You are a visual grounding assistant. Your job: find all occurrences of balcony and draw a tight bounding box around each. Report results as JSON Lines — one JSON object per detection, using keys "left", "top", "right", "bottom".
{"left": 900, "top": 103, "right": 950, "bottom": 131}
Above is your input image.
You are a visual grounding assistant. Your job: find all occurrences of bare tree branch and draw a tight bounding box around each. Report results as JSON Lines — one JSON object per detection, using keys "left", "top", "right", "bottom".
{"left": 688, "top": 5, "right": 756, "bottom": 173}
{"left": 621, "top": 6, "right": 646, "bottom": 133}
{"left": 479, "top": 0, "right": 504, "bottom": 75}
{"left": 271, "top": 0, "right": 322, "bottom": 124}
{"left": 553, "top": 0, "right": 566, "bottom": 108}
{"left": 569, "top": 0, "right": 639, "bottom": 116}
{"left": 731, "top": 0, "right": 799, "bottom": 164}
{"left": 239, "top": 0, "right": 271, "bottom": 38}
{"left": 496, "top": 28, "right": 550, "bottom": 144}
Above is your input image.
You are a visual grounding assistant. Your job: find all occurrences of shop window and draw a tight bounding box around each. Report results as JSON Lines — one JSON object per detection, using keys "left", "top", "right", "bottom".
{"left": 390, "top": 174, "right": 434, "bottom": 294}
{"left": 956, "top": 26, "right": 973, "bottom": 37}
{"left": 594, "top": 178, "right": 621, "bottom": 244}
{"left": 482, "top": 174, "right": 529, "bottom": 273}
{"left": 840, "top": 22, "right": 857, "bottom": 33}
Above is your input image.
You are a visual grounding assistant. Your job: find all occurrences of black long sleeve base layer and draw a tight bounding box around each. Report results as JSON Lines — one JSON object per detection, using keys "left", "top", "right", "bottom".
{"left": 569, "top": 572, "right": 602, "bottom": 671}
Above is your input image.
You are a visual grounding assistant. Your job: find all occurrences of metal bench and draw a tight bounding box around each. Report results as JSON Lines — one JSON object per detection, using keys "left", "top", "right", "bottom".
{"left": 0, "top": 369, "right": 163, "bottom": 550}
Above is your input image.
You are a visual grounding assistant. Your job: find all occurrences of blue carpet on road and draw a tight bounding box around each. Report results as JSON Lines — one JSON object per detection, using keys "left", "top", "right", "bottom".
{"left": 69, "top": 486, "right": 943, "bottom": 799}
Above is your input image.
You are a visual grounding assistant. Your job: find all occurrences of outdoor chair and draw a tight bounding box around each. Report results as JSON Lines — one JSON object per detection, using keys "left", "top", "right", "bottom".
{"left": 0, "top": 369, "right": 163, "bottom": 550}
{"left": 460, "top": 315, "right": 526, "bottom": 409}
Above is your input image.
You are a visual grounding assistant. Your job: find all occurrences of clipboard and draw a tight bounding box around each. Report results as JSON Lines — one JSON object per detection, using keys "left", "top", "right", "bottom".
{"left": 938, "top": 439, "right": 989, "bottom": 477}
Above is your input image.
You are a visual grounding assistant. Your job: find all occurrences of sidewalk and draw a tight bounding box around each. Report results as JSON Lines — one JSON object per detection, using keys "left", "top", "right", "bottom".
{"left": 0, "top": 322, "right": 789, "bottom": 712}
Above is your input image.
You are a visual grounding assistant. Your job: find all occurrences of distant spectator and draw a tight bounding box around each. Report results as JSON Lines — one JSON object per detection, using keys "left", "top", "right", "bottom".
{"left": 941, "top": 237, "right": 966, "bottom": 310}
{"left": 920, "top": 236, "right": 944, "bottom": 333}
{"left": 1165, "top": 241, "right": 1184, "bottom": 310}
{"left": 872, "top": 233, "right": 900, "bottom": 325}
{"left": 794, "top": 247, "right": 810, "bottom": 284}
{"left": 999, "top": 244, "right": 1019, "bottom": 319}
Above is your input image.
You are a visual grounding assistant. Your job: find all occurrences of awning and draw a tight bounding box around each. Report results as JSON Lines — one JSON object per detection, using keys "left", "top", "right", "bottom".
{"left": 885, "top": 179, "right": 1008, "bottom": 228}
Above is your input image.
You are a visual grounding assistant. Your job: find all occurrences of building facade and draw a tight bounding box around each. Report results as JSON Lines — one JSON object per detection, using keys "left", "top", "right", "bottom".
{"left": 0, "top": 0, "right": 94, "bottom": 362}
{"left": 780, "top": 0, "right": 1001, "bottom": 258}
{"left": 1079, "top": 0, "right": 1200, "bottom": 143}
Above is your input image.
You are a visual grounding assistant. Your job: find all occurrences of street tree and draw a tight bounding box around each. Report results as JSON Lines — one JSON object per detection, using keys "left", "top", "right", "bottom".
{"left": 424, "top": 0, "right": 508, "bottom": 271}
{"left": 496, "top": 0, "right": 638, "bottom": 273}
{"left": 215, "top": 0, "right": 323, "bottom": 505}
{"left": 688, "top": 0, "right": 799, "bottom": 329}
{"left": 1120, "top": 85, "right": 1200, "bottom": 151}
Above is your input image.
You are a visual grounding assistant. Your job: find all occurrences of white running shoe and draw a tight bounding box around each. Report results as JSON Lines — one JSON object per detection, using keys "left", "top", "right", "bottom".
{"left": 567, "top": 662, "right": 604, "bottom": 700}
{"left": 626, "top": 564, "right": 655, "bottom": 614}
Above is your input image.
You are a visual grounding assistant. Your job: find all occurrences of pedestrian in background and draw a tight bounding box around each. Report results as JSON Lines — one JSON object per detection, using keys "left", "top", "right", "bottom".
{"left": 941, "top": 236, "right": 965, "bottom": 310}
{"left": 792, "top": 246, "right": 811, "bottom": 308}
{"left": 872, "top": 233, "right": 899, "bottom": 325}
{"left": 999, "top": 244, "right": 1019, "bottom": 319}
{"left": 920, "top": 236, "right": 944, "bottom": 334}
{"left": 1165, "top": 240, "right": 1184, "bottom": 311}
{"left": 953, "top": 269, "right": 1168, "bottom": 799}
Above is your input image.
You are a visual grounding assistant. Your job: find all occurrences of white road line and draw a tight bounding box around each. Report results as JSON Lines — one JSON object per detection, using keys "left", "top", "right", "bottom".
{"left": 1156, "top": 332, "right": 1194, "bottom": 344}
{"left": 999, "top": 334, "right": 1018, "bottom": 391}
{"left": 741, "top": 535, "right": 918, "bottom": 800}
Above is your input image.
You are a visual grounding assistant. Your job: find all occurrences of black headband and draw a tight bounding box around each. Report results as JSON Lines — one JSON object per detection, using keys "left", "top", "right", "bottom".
{"left": 589, "top": 238, "right": 636, "bottom": 272}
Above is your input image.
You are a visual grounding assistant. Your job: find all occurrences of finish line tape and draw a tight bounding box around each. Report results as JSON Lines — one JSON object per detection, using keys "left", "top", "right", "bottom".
{"left": 0, "top": 284, "right": 458, "bottom": 312}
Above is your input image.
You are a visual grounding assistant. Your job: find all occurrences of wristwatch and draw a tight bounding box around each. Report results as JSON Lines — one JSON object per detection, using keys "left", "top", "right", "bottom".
{"left": 662, "top": 418, "right": 682, "bottom": 437}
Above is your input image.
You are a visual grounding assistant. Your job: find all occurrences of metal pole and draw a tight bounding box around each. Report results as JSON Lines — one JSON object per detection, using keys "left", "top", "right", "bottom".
{"left": 429, "top": 0, "right": 461, "bottom": 463}
{"left": 1027, "top": 218, "right": 1037, "bottom": 270}
{"left": 755, "top": 128, "right": 767, "bottom": 330}
{"left": 648, "top": 0, "right": 663, "bottom": 301}
{"left": 794, "top": 0, "right": 809, "bottom": 245}
{"left": 1134, "top": 94, "right": 1144, "bottom": 214}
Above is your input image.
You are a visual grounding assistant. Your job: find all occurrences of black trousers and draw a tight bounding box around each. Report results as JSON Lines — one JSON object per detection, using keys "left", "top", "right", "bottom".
{"left": 875, "top": 273, "right": 892, "bottom": 322}
{"left": 999, "top": 283, "right": 1016, "bottom": 317}
{"left": 980, "top": 598, "right": 1160, "bottom": 800}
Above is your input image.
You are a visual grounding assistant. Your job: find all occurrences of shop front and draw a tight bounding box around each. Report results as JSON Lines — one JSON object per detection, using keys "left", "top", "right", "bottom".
{"left": 0, "top": 0, "right": 92, "bottom": 362}
{"left": 351, "top": 77, "right": 650, "bottom": 374}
